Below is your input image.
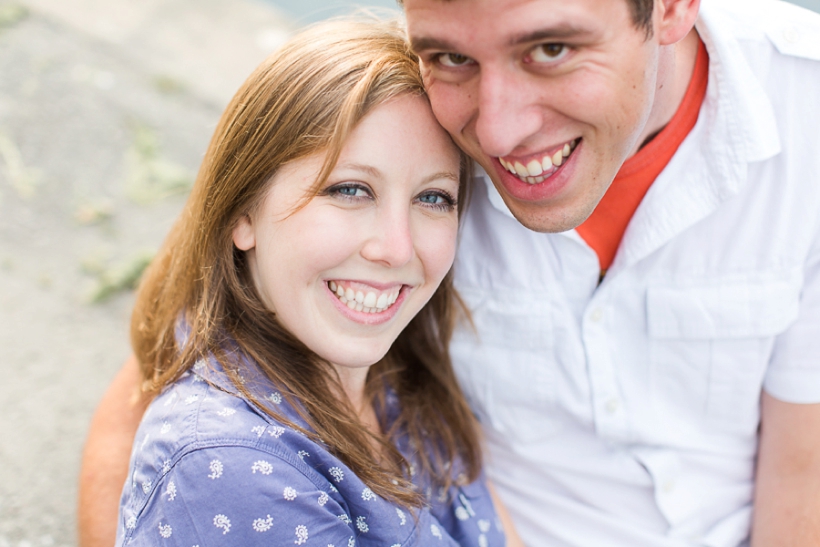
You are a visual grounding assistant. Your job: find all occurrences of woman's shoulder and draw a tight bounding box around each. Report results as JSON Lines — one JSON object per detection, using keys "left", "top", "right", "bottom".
{"left": 126, "top": 368, "right": 330, "bottom": 493}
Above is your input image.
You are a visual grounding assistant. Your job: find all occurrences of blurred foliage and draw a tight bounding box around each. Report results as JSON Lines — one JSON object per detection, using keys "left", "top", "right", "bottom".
{"left": 0, "top": 130, "right": 41, "bottom": 198}
{"left": 0, "top": 3, "right": 28, "bottom": 30}
{"left": 125, "top": 123, "right": 193, "bottom": 204}
{"left": 84, "top": 249, "right": 155, "bottom": 303}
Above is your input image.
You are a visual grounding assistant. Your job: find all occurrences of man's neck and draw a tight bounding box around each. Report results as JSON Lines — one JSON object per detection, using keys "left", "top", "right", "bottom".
{"left": 630, "top": 28, "right": 701, "bottom": 158}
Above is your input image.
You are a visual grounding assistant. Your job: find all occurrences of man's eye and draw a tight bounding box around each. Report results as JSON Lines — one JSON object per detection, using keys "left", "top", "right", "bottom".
{"left": 435, "top": 52, "right": 475, "bottom": 68}
{"left": 528, "top": 43, "right": 569, "bottom": 64}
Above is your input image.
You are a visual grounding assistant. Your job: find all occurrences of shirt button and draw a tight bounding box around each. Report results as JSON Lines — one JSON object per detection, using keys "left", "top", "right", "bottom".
{"left": 590, "top": 308, "right": 604, "bottom": 322}
{"left": 783, "top": 27, "right": 800, "bottom": 43}
{"left": 605, "top": 398, "right": 620, "bottom": 414}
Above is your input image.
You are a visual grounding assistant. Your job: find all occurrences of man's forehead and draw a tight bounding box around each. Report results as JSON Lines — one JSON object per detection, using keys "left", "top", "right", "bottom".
{"left": 404, "top": 0, "right": 618, "bottom": 50}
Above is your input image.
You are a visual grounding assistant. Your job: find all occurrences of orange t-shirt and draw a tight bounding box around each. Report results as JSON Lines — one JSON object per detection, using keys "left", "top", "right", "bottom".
{"left": 576, "top": 39, "right": 709, "bottom": 273}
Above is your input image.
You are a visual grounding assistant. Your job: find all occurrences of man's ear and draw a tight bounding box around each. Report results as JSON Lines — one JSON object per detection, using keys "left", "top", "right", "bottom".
{"left": 232, "top": 215, "right": 256, "bottom": 251}
{"left": 655, "top": 0, "right": 701, "bottom": 45}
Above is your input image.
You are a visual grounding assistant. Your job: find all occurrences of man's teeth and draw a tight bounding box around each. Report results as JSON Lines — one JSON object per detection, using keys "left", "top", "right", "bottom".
{"left": 328, "top": 281, "right": 400, "bottom": 314}
{"left": 499, "top": 139, "right": 579, "bottom": 185}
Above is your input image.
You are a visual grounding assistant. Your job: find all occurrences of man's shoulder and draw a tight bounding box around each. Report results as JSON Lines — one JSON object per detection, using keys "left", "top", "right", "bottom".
{"left": 710, "top": 0, "right": 820, "bottom": 63}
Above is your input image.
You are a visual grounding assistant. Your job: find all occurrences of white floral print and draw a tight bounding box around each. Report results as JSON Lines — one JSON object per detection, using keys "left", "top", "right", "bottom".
{"left": 213, "top": 514, "right": 231, "bottom": 534}
{"left": 141, "top": 479, "right": 152, "bottom": 494}
{"left": 431, "top": 524, "right": 443, "bottom": 539}
{"left": 295, "top": 524, "right": 308, "bottom": 545}
{"left": 252, "top": 515, "right": 273, "bottom": 532}
{"left": 268, "top": 391, "right": 282, "bottom": 404}
{"left": 318, "top": 492, "right": 329, "bottom": 506}
{"left": 329, "top": 467, "right": 344, "bottom": 483}
{"left": 251, "top": 425, "right": 266, "bottom": 437}
{"left": 356, "top": 516, "right": 369, "bottom": 533}
{"left": 396, "top": 507, "right": 406, "bottom": 526}
{"left": 184, "top": 395, "right": 198, "bottom": 405}
{"left": 283, "top": 486, "right": 297, "bottom": 500}
{"left": 216, "top": 407, "right": 236, "bottom": 417}
{"left": 165, "top": 480, "right": 177, "bottom": 501}
{"left": 478, "top": 519, "right": 491, "bottom": 533}
{"left": 208, "top": 459, "right": 223, "bottom": 479}
{"left": 297, "top": 450, "right": 309, "bottom": 460}
{"left": 251, "top": 460, "right": 273, "bottom": 475}
{"left": 268, "top": 426, "right": 286, "bottom": 438}
{"left": 361, "top": 487, "right": 375, "bottom": 501}
{"left": 158, "top": 523, "right": 172, "bottom": 538}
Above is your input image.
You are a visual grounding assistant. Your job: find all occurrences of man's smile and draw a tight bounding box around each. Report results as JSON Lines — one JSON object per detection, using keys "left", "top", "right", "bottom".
{"left": 498, "top": 138, "right": 580, "bottom": 185}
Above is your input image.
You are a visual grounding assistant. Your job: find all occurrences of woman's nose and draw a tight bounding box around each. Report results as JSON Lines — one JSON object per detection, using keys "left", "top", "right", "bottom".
{"left": 359, "top": 208, "right": 415, "bottom": 268}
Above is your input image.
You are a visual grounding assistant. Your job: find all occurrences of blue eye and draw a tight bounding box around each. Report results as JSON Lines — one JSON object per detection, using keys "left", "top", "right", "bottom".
{"left": 326, "top": 183, "right": 372, "bottom": 200}
{"left": 417, "top": 190, "right": 457, "bottom": 211}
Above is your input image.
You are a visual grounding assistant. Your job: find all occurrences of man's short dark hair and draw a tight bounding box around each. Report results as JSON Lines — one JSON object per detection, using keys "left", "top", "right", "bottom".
{"left": 398, "top": 0, "right": 656, "bottom": 35}
{"left": 629, "top": 0, "right": 656, "bottom": 34}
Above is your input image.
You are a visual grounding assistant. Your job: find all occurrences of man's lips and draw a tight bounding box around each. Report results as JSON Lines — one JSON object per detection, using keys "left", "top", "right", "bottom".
{"left": 491, "top": 139, "right": 582, "bottom": 203}
{"left": 497, "top": 138, "right": 580, "bottom": 185}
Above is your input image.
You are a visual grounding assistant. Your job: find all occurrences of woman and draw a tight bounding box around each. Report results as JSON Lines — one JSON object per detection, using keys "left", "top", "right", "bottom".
{"left": 116, "top": 18, "right": 512, "bottom": 546}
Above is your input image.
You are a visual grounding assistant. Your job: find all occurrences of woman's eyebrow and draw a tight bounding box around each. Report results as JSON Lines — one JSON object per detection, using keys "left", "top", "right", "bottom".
{"left": 335, "top": 162, "right": 383, "bottom": 178}
{"left": 422, "top": 171, "right": 460, "bottom": 185}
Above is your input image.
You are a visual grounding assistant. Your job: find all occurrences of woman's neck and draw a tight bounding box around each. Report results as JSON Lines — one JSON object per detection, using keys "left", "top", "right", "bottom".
{"left": 332, "top": 364, "right": 381, "bottom": 435}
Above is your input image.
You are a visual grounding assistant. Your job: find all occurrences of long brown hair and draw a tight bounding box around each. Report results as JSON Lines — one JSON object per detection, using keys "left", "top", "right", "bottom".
{"left": 131, "top": 18, "right": 479, "bottom": 507}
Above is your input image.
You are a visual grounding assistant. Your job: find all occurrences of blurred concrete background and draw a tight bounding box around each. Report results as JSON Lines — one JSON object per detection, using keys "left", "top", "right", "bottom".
{"left": 0, "top": 0, "right": 816, "bottom": 545}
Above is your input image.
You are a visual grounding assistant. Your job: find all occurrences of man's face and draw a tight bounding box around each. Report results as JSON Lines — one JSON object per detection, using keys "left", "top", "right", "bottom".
{"left": 406, "top": 0, "right": 661, "bottom": 232}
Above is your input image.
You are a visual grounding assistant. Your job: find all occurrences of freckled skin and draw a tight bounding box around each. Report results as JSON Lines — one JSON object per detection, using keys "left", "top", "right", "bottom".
{"left": 405, "top": 0, "right": 699, "bottom": 233}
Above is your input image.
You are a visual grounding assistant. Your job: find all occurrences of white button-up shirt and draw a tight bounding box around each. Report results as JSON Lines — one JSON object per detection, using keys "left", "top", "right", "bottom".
{"left": 450, "top": 1, "right": 820, "bottom": 545}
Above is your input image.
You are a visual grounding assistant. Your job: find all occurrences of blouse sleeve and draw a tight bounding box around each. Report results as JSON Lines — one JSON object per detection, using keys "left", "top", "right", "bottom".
{"left": 121, "top": 444, "right": 358, "bottom": 546}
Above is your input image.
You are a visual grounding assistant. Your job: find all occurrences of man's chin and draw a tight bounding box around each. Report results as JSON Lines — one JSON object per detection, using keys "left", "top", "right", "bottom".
{"left": 500, "top": 194, "right": 595, "bottom": 234}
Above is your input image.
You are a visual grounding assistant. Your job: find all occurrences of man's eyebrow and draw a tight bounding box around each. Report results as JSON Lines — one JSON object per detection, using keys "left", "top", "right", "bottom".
{"left": 509, "top": 25, "right": 593, "bottom": 46}
{"left": 409, "top": 36, "right": 455, "bottom": 53}
{"left": 410, "top": 24, "right": 592, "bottom": 53}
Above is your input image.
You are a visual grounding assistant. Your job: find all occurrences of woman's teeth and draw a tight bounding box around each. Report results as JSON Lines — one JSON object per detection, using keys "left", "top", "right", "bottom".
{"left": 328, "top": 281, "right": 400, "bottom": 314}
{"left": 499, "top": 139, "right": 579, "bottom": 185}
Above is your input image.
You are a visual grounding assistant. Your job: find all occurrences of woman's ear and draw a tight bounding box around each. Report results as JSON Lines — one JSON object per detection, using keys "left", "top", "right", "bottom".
{"left": 232, "top": 215, "right": 256, "bottom": 251}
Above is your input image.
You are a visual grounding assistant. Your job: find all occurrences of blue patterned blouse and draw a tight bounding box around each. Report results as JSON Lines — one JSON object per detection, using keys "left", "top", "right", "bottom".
{"left": 116, "top": 355, "right": 506, "bottom": 546}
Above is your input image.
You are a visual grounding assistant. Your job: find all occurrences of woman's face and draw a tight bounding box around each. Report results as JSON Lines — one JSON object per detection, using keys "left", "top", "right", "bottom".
{"left": 233, "top": 95, "right": 462, "bottom": 378}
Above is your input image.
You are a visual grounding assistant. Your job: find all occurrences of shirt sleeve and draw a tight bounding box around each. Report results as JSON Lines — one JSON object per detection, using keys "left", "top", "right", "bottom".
{"left": 765, "top": 232, "right": 820, "bottom": 403}
{"left": 121, "top": 444, "right": 357, "bottom": 546}
{"left": 428, "top": 474, "right": 506, "bottom": 547}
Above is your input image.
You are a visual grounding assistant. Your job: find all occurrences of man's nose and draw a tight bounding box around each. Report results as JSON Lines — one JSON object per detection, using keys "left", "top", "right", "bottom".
{"left": 359, "top": 208, "right": 415, "bottom": 268}
{"left": 474, "top": 67, "right": 544, "bottom": 158}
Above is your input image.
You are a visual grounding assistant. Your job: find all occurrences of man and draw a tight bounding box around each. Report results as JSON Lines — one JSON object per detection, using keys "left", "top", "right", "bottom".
{"left": 80, "top": 0, "right": 820, "bottom": 545}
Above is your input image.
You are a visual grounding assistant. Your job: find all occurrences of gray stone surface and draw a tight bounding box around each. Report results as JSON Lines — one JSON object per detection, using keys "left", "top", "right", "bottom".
{"left": 0, "top": 0, "right": 291, "bottom": 544}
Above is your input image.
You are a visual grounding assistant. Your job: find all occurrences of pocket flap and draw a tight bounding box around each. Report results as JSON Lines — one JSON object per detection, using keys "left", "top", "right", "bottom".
{"left": 647, "top": 276, "right": 801, "bottom": 339}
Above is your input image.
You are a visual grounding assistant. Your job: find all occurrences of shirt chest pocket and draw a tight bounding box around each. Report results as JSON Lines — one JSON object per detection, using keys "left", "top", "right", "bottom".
{"left": 451, "top": 289, "right": 555, "bottom": 441}
{"left": 646, "top": 275, "right": 802, "bottom": 433}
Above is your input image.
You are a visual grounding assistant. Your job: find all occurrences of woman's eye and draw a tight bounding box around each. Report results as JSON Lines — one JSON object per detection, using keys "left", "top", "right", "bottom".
{"left": 435, "top": 52, "right": 475, "bottom": 68}
{"left": 327, "top": 183, "right": 371, "bottom": 199}
{"left": 417, "top": 190, "right": 456, "bottom": 211}
{"left": 528, "top": 43, "right": 569, "bottom": 64}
